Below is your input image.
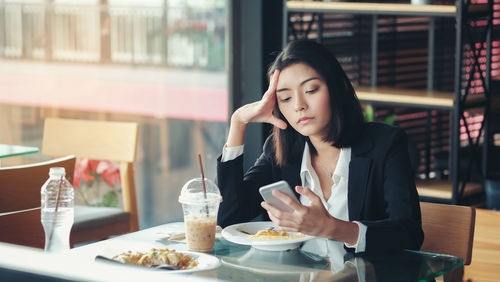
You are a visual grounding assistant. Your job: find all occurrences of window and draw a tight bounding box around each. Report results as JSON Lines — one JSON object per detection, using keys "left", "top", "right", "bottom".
{"left": 0, "top": 0, "right": 227, "bottom": 228}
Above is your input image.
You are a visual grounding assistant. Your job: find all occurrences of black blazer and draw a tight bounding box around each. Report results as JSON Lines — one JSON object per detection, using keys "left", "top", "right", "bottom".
{"left": 217, "top": 122, "right": 424, "bottom": 253}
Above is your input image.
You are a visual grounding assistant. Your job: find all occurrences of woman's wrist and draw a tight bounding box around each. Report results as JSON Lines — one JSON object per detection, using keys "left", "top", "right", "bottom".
{"left": 344, "top": 221, "right": 360, "bottom": 246}
{"left": 324, "top": 216, "right": 340, "bottom": 239}
{"left": 231, "top": 110, "right": 246, "bottom": 125}
{"left": 325, "top": 217, "right": 359, "bottom": 245}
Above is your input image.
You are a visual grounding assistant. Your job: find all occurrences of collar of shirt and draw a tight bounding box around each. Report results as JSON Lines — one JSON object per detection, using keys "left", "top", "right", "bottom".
{"left": 299, "top": 142, "right": 315, "bottom": 190}
{"left": 335, "top": 146, "right": 351, "bottom": 182}
{"left": 300, "top": 143, "right": 351, "bottom": 188}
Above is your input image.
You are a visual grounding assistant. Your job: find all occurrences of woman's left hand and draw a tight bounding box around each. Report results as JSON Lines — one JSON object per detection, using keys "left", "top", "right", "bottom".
{"left": 261, "top": 185, "right": 337, "bottom": 237}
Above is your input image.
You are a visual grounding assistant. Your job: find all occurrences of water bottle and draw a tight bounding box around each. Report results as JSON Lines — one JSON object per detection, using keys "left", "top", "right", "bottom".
{"left": 41, "top": 167, "right": 74, "bottom": 252}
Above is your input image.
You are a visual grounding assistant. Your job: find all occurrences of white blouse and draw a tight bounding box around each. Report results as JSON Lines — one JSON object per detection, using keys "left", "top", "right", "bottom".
{"left": 298, "top": 143, "right": 367, "bottom": 271}
{"left": 221, "top": 143, "right": 367, "bottom": 271}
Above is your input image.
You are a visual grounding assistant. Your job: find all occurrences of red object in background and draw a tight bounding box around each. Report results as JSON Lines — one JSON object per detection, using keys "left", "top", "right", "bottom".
{"left": 74, "top": 158, "right": 121, "bottom": 189}
{"left": 96, "top": 160, "right": 121, "bottom": 187}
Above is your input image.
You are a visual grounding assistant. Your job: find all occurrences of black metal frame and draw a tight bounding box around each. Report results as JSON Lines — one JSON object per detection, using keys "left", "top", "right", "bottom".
{"left": 453, "top": 0, "right": 494, "bottom": 203}
{"left": 283, "top": 0, "right": 494, "bottom": 204}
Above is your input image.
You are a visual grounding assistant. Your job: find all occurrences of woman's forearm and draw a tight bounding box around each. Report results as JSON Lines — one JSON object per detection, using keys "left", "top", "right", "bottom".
{"left": 226, "top": 112, "right": 248, "bottom": 147}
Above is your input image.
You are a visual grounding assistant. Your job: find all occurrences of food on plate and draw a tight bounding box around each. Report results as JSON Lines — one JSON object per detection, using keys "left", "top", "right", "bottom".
{"left": 249, "top": 228, "right": 306, "bottom": 241}
{"left": 254, "top": 229, "right": 288, "bottom": 236}
{"left": 111, "top": 248, "right": 198, "bottom": 270}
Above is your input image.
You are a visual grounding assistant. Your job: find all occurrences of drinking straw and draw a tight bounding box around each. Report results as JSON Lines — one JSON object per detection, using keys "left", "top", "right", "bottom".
{"left": 197, "top": 154, "right": 209, "bottom": 215}
{"left": 47, "top": 176, "right": 64, "bottom": 249}
{"left": 0, "top": 207, "right": 41, "bottom": 217}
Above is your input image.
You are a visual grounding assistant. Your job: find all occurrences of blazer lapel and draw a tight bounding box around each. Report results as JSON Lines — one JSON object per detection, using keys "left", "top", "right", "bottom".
{"left": 281, "top": 163, "right": 302, "bottom": 198}
{"left": 348, "top": 157, "right": 371, "bottom": 221}
{"left": 348, "top": 129, "right": 373, "bottom": 221}
{"left": 280, "top": 141, "right": 305, "bottom": 199}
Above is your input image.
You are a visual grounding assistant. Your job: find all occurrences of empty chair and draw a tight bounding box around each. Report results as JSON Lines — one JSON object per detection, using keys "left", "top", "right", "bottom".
{"left": 42, "top": 118, "right": 139, "bottom": 245}
{"left": 464, "top": 208, "right": 500, "bottom": 281}
{"left": 420, "top": 201, "right": 476, "bottom": 282}
{"left": 0, "top": 156, "right": 76, "bottom": 248}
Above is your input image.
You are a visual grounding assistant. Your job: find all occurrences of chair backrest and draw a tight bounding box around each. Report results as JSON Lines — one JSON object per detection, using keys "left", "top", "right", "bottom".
{"left": 0, "top": 156, "right": 76, "bottom": 248}
{"left": 420, "top": 201, "right": 476, "bottom": 265}
{"left": 464, "top": 208, "right": 500, "bottom": 281}
{"left": 42, "top": 118, "right": 139, "bottom": 231}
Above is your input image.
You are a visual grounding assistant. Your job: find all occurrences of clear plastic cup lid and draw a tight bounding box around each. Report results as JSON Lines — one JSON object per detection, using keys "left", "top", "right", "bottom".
{"left": 178, "top": 177, "right": 222, "bottom": 204}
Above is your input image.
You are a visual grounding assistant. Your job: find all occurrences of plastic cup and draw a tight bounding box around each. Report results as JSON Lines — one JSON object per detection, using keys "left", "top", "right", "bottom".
{"left": 178, "top": 178, "right": 222, "bottom": 252}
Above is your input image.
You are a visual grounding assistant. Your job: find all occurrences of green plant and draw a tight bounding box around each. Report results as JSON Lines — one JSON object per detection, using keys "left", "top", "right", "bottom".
{"left": 363, "top": 104, "right": 396, "bottom": 125}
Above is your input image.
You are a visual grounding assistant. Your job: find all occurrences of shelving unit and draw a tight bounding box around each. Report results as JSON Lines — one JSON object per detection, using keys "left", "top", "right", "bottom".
{"left": 283, "top": 0, "right": 494, "bottom": 204}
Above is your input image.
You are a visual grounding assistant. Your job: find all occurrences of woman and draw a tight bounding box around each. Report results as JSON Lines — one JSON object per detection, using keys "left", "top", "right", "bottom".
{"left": 217, "top": 40, "right": 423, "bottom": 255}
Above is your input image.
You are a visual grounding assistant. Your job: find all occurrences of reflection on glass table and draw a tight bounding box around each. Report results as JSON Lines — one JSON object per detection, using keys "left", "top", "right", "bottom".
{"left": 70, "top": 222, "right": 464, "bottom": 282}
{"left": 212, "top": 239, "right": 463, "bottom": 281}
{"left": 0, "top": 144, "right": 39, "bottom": 159}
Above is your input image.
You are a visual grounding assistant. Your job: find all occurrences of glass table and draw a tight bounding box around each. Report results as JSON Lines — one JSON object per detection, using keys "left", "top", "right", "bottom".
{"left": 70, "top": 222, "right": 463, "bottom": 281}
{"left": 0, "top": 144, "right": 39, "bottom": 158}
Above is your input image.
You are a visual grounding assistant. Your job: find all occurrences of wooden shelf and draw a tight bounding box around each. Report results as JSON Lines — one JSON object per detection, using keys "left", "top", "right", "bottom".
{"left": 416, "top": 179, "right": 483, "bottom": 200}
{"left": 287, "top": 1, "right": 489, "bottom": 17}
{"left": 355, "top": 86, "right": 486, "bottom": 110}
{"left": 355, "top": 87, "right": 455, "bottom": 109}
{"left": 287, "top": 1, "right": 456, "bottom": 17}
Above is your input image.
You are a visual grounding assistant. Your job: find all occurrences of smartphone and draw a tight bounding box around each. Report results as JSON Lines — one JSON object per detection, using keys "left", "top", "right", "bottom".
{"left": 259, "top": 180, "right": 298, "bottom": 213}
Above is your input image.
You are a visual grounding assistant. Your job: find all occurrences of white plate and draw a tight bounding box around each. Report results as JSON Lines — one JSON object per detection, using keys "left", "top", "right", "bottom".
{"left": 98, "top": 249, "right": 221, "bottom": 273}
{"left": 175, "top": 250, "right": 221, "bottom": 273}
{"left": 221, "top": 221, "right": 314, "bottom": 251}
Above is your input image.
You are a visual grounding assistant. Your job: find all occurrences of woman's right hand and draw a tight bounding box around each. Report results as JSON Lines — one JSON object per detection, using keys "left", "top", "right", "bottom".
{"left": 232, "top": 70, "right": 287, "bottom": 129}
{"left": 226, "top": 70, "right": 287, "bottom": 147}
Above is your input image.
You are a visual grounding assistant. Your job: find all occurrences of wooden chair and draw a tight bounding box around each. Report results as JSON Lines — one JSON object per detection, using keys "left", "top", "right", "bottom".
{"left": 0, "top": 156, "right": 76, "bottom": 248}
{"left": 464, "top": 208, "right": 500, "bottom": 281}
{"left": 420, "top": 201, "right": 476, "bottom": 282}
{"left": 42, "top": 118, "right": 139, "bottom": 246}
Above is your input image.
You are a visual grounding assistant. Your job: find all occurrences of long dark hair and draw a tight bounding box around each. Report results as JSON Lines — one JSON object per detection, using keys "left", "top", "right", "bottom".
{"left": 267, "top": 40, "right": 364, "bottom": 165}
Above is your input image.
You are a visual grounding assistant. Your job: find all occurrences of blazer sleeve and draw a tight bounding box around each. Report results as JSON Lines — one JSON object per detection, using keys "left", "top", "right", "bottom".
{"left": 216, "top": 136, "right": 276, "bottom": 227}
{"left": 361, "top": 128, "right": 424, "bottom": 253}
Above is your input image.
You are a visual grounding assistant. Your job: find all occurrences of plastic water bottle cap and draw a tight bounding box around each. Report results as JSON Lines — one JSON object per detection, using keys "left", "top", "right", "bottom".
{"left": 49, "top": 167, "right": 66, "bottom": 177}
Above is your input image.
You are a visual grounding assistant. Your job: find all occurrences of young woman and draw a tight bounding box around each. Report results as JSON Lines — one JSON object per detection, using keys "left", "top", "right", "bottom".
{"left": 217, "top": 40, "right": 423, "bottom": 255}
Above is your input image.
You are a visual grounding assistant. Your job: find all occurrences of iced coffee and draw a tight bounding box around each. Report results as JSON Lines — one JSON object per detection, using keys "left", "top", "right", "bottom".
{"left": 179, "top": 177, "right": 222, "bottom": 252}
{"left": 185, "top": 216, "right": 217, "bottom": 252}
